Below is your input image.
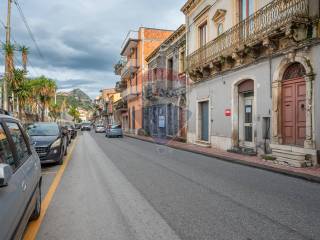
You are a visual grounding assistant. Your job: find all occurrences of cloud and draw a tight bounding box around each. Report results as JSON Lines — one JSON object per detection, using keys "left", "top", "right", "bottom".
{"left": 0, "top": 0, "right": 186, "bottom": 98}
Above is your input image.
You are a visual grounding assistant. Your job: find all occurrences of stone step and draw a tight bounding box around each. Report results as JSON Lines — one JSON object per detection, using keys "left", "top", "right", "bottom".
{"left": 272, "top": 149, "right": 306, "bottom": 161}
{"left": 274, "top": 156, "right": 312, "bottom": 168}
{"left": 195, "top": 140, "right": 211, "bottom": 148}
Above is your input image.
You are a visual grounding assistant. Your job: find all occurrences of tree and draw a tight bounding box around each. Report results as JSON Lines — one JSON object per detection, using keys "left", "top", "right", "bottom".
{"left": 3, "top": 43, "right": 15, "bottom": 111}
{"left": 31, "top": 76, "right": 57, "bottom": 121}
{"left": 15, "top": 79, "right": 32, "bottom": 119}
{"left": 49, "top": 103, "right": 61, "bottom": 122}
{"left": 12, "top": 68, "right": 25, "bottom": 92}
{"left": 19, "top": 45, "right": 29, "bottom": 72}
{"left": 68, "top": 106, "right": 80, "bottom": 122}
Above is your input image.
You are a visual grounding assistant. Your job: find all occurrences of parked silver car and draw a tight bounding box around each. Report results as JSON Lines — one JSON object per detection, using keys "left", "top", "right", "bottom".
{"left": 105, "top": 124, "right": 123, "bottom": 138}
{"left": 0, "top": 115, "right": 42, "bottom": 240}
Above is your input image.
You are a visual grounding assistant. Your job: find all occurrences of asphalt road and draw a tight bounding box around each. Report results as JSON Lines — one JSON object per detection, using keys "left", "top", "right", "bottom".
{"left": 36, "top": 131, "right": 320, "bottom": 240}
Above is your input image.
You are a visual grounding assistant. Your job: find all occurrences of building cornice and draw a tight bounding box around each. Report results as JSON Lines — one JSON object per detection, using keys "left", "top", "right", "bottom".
{"left": 181, "top": 0, "right": 203, "bottom": 15}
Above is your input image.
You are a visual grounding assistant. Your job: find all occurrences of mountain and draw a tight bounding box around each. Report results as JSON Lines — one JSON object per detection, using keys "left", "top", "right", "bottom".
{"left": 69, "top": 89, "right": 92, "bottom": 103}
{"left": 57, "top": 88, "right": 93, "bottom": 111}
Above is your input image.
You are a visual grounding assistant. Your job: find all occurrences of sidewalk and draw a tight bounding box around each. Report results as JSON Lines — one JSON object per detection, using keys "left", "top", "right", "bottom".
{"left": 125, "top": 133, "right": 320, "bottom": 183}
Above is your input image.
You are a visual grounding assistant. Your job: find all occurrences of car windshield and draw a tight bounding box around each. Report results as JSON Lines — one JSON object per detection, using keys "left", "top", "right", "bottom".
{"left": 27, "top": 123, "right": 60, "bottom": 136}
{"left": 111, "top": 125, "right": 121, "bottom": 129}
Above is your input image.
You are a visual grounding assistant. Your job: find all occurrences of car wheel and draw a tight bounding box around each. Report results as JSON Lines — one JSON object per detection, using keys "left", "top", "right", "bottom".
{"left": 30, "top": 183, "right": 41, "bottom": 221}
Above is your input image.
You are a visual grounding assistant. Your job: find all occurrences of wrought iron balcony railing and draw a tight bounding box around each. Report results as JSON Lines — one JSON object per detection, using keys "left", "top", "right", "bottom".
{"left": 121, "top": 58, "right": 139, "bottom": 79}
{"left": 187, "top": 0, "right": 309, "bottom": 71}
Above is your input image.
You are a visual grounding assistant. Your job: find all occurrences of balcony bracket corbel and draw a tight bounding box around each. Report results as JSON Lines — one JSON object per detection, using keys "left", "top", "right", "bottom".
{"left": 244, "top": 45, "right": 260, "bottom": 59}
{"left": 263, "top": 37, "right": 279, "bottom": 53}
{"left": 209, "top": 60, "right": 222, "bottom": 72}
{"left": 232, "top": 50, "right": 245, "bottom": 64}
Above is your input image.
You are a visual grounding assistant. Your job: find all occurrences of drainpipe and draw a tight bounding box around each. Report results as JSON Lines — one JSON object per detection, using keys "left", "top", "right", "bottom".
{"left": 185, "top": 15, "right": 190, "bottom": 143}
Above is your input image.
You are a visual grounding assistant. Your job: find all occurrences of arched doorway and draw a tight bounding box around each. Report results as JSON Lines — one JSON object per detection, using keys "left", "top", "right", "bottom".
{"left": 281, "top": 62, "right": 306, "bottom": 146}
{"left": 238, "top": 79, "right": 254, "bottom": 147}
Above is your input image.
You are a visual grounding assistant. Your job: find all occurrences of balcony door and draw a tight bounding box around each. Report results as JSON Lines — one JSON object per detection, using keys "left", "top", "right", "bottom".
{"left": 240, "top": 0, "right": 254, "bottom": 20}
{"left": 199, "top": 22, "right": 207, "bottom": 47}
{"left": 239, "top": 0, "right": 254, "bottom": 38}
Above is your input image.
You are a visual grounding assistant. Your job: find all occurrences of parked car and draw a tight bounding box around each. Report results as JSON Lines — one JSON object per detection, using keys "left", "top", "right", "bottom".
{"left": 75, "top": 123, "right": 81, "bottom": 129}
{"left": 62, "top": 125, "right": 72, "bottom": 145}
{"left": 95, "top": 125, "right": 105, "bottom": 133}
{"left": 106, "top": 124, "right": 123, "bottom": 138}
{"left": 64, "top": 122, "right": 77, "bottom": 140}
{"left": 26, "top": 122, "right": 68, "bottom": 165}
{"left": 81, "top": 122, "right": 91, "bottom": 131}
{"left": 0, "top": 114, "right": 42, "bottom": 240}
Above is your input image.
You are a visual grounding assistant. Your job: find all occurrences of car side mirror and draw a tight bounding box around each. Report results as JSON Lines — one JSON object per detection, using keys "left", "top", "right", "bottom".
{"left": 0, "top": 164, "right": 13, "bottom": 187}
{"left": 62, "top": 128, "right": 68, "bottom": 135}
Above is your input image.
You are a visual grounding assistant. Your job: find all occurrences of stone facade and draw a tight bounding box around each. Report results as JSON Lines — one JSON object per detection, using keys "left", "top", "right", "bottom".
{"left": 183, "top": 0, "right": 320, "bottom": 167}
{"left": 143, "top": 25, "right": 187, "bottom": 140}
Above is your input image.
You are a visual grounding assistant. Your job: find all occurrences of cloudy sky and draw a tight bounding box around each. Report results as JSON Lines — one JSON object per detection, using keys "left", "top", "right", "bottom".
{"left": 0, "top": 0, "right": 186, "bottom": 98}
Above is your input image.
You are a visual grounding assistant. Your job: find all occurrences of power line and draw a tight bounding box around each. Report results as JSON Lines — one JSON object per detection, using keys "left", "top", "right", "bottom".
{"left": 13, "top": 0, "right": 44, "bottom": 60}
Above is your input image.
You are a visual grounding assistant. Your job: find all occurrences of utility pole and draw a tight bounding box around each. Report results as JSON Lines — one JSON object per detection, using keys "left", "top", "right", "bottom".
{"left": 3, "top": 0, "right": 12, "bottom": 111}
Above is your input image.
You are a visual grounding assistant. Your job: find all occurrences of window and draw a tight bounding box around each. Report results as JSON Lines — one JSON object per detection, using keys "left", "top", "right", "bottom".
{"left": 179, "top": 49, "right": 185, "bottom": 74}
{"left": 152, "top": 68, "right": 157, "bottom": 83}
{"left": 240, "top": 0, "right": 254, "bottom": 20}
{"left": 199, "top": 22, "right": 207, "bottom": 47}
{"left": 6, "top": 122, "right": 30, "bottom": 167}
{"left": 217, "top": 23, "right": 223, "bottom": 36}
{"left": 0, "top": 124, "right": 14, "bottom": 166}
{"left": 167, "top": 58, "right": 173, "bottom": 90}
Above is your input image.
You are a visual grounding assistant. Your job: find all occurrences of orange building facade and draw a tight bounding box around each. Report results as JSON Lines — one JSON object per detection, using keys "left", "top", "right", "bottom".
{"left": 115, "top": 27, "right": 173, "bottom": 134}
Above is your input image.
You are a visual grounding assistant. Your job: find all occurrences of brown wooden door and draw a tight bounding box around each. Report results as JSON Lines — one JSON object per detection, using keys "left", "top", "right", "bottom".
{"left": 281, "top": 78, "right": 306, "bottom": 146}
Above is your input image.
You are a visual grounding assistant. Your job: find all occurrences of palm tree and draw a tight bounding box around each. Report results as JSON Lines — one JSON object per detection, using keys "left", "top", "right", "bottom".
{"left": 68, "top": 105, "right": 80, "bottom": 122}
{"left": 11, "top": 68, "right": 27, "bottom": 116}
{"left": 3, "top": 43, "right": 15, "bottom": 111}
{"left": 19, "top": 46, "right": 29, "bottom": 72}
{"left": 49, "top": 103, "right": 61, "bottom": 122}
{"left": 32, "top": 76, "right": 57, "bottom": 121}
{"left": 12, "top": 69, "right": 25, "bottom": 93}
{"left": 16, "top": 80, "right": 31, "bottom": 119}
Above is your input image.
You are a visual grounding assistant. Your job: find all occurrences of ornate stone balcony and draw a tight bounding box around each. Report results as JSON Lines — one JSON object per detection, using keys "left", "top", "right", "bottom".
{"left": 187, "top": 0, "right": 311, "bottom": 81}
{"left": 144, "top": 82, "right": 186, "bottom": 101}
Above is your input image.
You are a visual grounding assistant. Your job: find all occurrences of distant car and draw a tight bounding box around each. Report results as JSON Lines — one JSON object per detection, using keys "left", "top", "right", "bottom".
{"left": 0, "top": 114, "right": 42, "bottom": 240}
{"left": 95, "top": 125, "right": 105, "bottom": 133}
{"left": 106, "top": 124, "right": 123, "bottom": 138}
{"left": 26, "top": 122, "right": 68, "bottom": 165}
{"left": 81, "top": 122, "right": 91, "bottom": 131}
{"left": 75, "top": 123, "right": 81, "bottom": 129}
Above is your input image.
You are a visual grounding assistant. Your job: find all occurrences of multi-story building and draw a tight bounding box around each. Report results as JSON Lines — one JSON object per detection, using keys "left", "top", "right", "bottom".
{"left": 143, "top": 25, "right": 187, "bottom": 140}
{"left": 182, "top": 0, "right": 320, "bottom": 167}
{"left": 95, "top": 88, "right": 116, "bottom": 125}
{"left": 114, "top": 27, "right": 174, "bottom": 134}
